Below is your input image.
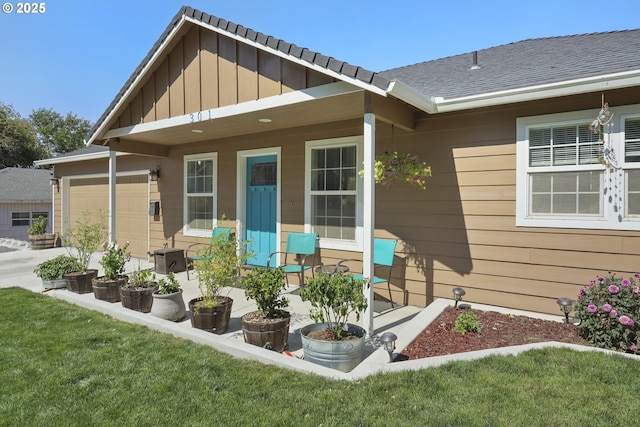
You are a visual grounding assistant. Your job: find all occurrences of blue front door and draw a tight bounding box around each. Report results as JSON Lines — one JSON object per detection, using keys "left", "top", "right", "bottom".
{"left": 245, "top": 155, "right": 277, "bottom": 266}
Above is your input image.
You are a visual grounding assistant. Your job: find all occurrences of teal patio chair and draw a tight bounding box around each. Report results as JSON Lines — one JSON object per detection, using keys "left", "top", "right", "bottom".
{"left": 185, "top": 227, "right": 232, "bottom": 280}
{"left": 338, "top": 238, "right": 398, "bottom": 307}
{"left": 265, "top": 231, "right": 318, "bottom": 286}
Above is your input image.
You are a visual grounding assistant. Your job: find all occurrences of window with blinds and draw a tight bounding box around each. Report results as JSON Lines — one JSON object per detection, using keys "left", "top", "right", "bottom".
{"left": 529, "top": 124, "right": 601, "bottom": 167}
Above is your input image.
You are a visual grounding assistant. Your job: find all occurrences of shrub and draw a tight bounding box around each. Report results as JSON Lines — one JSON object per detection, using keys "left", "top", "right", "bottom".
{"left": 27, "top": 216, "right": 48, "bottom": 235}
{"left": 157, "top": 272, "right": 181, "bottom": 295}
{"left": 574, "top": 272, "right": 640, "bottom": 353}
{"left": 99, "top": 241, "right": 131, "bottom": 280}
{"left": 453, "top": 312, "right": 483, "bottom": 335}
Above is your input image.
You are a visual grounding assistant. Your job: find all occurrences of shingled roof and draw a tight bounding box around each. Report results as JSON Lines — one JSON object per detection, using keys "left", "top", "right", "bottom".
{"left": 0, "top": 168, "right": 52, "bottom": 203}
{"left": 380, "top": 29, "right": 640, "bottom": 100}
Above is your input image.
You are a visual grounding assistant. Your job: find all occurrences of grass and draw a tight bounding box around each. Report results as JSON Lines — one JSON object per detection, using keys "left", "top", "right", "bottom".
{"left": 2, "top": 287, "right": 640, "bottom": 426}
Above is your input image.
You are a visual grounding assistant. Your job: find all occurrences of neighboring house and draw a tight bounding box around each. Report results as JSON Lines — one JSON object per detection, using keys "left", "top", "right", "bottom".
{"left": 0, "top": 167, "right": 53, "bottom": 241}
{"left": 39, "top": 6, "right": 640, "bottom": 315}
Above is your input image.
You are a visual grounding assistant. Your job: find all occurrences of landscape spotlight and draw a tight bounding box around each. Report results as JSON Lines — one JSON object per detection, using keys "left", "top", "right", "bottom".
{"left": 556, "top": 297, "right": 573, "bottom": 324}
{"left": 379, "top": 332, "right": 397, "bottom": 362}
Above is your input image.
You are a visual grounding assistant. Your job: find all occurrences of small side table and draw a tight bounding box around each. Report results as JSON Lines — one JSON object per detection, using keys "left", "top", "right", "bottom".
{"left": 154, "top": 248, "right": 186, "bottom": 274}
{"left": 315, "top": 264, "right": 350, "bottom": 275}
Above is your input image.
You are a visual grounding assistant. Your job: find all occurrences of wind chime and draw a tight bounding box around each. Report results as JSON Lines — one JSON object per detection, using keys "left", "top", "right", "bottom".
{"left": 589, "top": 94, "right": 616, "bottom": 171}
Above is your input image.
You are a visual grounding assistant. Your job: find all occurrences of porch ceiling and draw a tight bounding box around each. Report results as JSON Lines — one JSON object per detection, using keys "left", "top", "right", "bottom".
{"left": 96, "top": 88, "right": 415, "bottom": 156}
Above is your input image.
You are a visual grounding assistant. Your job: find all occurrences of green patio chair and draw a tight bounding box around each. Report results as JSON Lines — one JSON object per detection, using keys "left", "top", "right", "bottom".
{"left": 185, "top": 227, "right": 232, "bottom": 280}
{"left": 265, "top": 231, "right": 318, "bottom": 286}
{"left": 338, "top": 238, "right": 398, "bottom": 308}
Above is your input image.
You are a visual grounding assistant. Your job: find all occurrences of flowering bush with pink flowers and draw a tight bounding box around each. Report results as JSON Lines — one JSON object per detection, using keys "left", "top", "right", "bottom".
{"left": 574, "top": 272, "right": 640, "bottom": 352}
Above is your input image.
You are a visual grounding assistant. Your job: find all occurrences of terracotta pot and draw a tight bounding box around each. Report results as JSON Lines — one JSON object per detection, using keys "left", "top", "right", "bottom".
{"left": 64, "top": 270, "right": 98, "bottom": 294}
{"left": 92, "top": 276, "right": 127, "bottom": 302}
{"left": 120, "top": 283, "right": 159, "bottom": 313}
{"left": 151, "top": 289, "right": 186, "bottom": 322}
{"left": 188, "top": 296, "right": 233, "bottom": 334}
{"left": 241, "top": 310, "right": 290, "bottom": 352}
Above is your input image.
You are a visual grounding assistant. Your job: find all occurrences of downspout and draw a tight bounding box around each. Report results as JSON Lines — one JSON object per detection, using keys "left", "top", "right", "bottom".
{"left": 362, "top": 112, "right": 376, "bottom": 336}
{"left": 108, "top": 150, "right": 116, "bottom": 243}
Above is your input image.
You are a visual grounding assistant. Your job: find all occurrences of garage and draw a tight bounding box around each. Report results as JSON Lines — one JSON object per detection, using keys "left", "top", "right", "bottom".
{"left": 66, "top": 174, "right": 149, "bottom": 258}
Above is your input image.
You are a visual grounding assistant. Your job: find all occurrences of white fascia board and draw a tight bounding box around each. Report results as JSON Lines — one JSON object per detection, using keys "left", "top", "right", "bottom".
{"left": 103, "top": 81, "right": 361, "bottom": 139}
{"left": 434, "top": 70, "right": 640, "bottom": 113}
{"left": 34, "top": 151, "right": 130, "bottom": 166}
{"left": 86, "top": 16, "right": 189, "bottom": 145}
{"left": 186, "top": 16, "right": 389, "bottom": 97}
{"left": 386, "top": 80, "right": 438, "bottom": 113}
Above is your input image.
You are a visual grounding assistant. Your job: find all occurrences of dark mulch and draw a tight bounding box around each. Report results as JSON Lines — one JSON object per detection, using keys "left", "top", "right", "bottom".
{"left": 398, "top": 306, "right": 590, "bottom": 360}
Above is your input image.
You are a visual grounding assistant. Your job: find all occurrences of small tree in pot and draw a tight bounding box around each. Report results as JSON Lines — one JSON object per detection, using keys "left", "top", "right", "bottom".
{"left": 241, "top": 266, "right": 291, "bottom": 351}
{"left": 92, "top": 241, "right": 131, "bottom": 302}
{"left": 62, "top": 211, "right": 107, "bottom": 294}
{"left": 151, "top": 272, "right": 186, "bottom": 322}
{"left": 28, "top": 215, "right": 57, "bottom": 250}
{"left": 189, "top": 230, "right": 250, "bottom": 334}
{"left": 299, "top": 271, "right": 369, "bottom": 372}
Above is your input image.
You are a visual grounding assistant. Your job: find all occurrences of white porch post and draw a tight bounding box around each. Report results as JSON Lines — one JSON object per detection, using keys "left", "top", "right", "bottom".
{"left": 108, "top": 150, "right": 116, "bottom": 243}
{"left": 363, "top": 112, "right": 376, "bottom": 336}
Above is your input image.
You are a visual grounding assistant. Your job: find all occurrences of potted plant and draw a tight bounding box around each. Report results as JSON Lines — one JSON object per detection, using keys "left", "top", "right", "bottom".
{"left": 299, "top": 271, "right": 369, "bottom": 372}
{"left": 62, "top": 211, "right": 108, "bottom": 294}
{"left": 92, "top": 241, "right": 131, "bottom": 302}
{"left": 151, "top": 272, "right": 186, "bottom": 322}
{"left": 28, "top": 215, "right": 57, "bottom": 250}
{"left": 240, "top": 266, "right": 290, "bottom": 352}
{"left": 120, "top": 266, "right": 158, "bottom": 313}
{"left": 189, "top": 230, "right": 250, "bottom": 334}
{"left": 33, "top": 255, "right": 83, "bottom": 289}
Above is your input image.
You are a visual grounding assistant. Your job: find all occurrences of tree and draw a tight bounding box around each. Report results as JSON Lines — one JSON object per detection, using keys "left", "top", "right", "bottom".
{"left": 29, "top": 108, "right": 92, "bottom": 157}
{"left": 0, "top": 103, "right": 45, "bottom": 168}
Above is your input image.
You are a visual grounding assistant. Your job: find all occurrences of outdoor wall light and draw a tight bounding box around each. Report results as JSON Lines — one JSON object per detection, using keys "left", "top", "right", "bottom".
{"left": 379, "top": 332, "right": 397, "bottom": 362}
{"left": 149, "top": 169, "right": 160, "bottom": 181}
{"left": 452, "top": 287, "right": 466, "bottom": 309}
{"left": 556, "top": 297, "right": 573, "bottom": 324}
{"left": 49, "top": 177, "right": 59, "bottom": 186}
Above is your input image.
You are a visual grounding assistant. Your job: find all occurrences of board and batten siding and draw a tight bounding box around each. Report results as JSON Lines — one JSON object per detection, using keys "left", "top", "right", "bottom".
{"left": 109, "top": 24, "right": 335, "bottom": 131}
{"left": 0, "top": 203, "right": 52, "bottom": 241}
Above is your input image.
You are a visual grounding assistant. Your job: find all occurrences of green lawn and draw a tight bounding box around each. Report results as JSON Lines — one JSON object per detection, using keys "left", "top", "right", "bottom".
{"left": 2, "top": 287, "right": 640, "bottom": 426}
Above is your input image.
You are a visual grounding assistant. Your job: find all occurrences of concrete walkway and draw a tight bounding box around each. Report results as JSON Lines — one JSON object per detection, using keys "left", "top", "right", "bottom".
{"left": 1, "top": 246, "right": 602, "bottom": 380}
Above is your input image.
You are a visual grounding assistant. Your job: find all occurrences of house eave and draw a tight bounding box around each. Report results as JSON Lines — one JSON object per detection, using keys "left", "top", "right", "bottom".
{"left": 35, "top": 151, "right": 130, "bottom": 166}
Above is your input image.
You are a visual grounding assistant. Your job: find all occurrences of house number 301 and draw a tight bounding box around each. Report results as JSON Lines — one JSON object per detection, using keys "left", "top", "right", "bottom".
{"left": 189, "top": 111, "right": 212, "bottom": 123}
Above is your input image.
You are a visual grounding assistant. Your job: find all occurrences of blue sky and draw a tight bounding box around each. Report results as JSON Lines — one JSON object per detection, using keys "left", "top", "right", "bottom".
{"left": 2, "top": 0, "right": 640, "bottom": 123}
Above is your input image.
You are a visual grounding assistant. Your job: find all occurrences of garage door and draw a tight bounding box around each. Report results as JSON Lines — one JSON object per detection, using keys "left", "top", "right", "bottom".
{"left": 68, "top": 175, "right": 149, "bottom": 258}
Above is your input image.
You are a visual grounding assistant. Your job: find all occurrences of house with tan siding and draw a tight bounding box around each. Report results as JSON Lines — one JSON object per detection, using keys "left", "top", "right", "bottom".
{"left": 39, "top": 6, "right": 640, "bottom": 323}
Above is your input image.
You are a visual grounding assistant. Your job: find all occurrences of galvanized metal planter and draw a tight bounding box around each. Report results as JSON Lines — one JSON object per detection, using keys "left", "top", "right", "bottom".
{"left": 300, "top": 323, "right": 366, "bottom": 372}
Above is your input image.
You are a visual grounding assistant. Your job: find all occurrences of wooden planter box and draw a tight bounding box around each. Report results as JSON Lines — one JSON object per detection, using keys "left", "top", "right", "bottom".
{"left": 29, "top": 233, "right": 57, "bottom": 250}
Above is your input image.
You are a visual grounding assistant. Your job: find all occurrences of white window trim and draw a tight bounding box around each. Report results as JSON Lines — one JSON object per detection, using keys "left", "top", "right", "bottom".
{"left": 183, "top": 152, "right": 218, "bottom": 237}
{"left": 304, "top": 135, "right": 364, "bottom": 251}
{"left": 516, "top": 104, "right": 640, "bottom": 231}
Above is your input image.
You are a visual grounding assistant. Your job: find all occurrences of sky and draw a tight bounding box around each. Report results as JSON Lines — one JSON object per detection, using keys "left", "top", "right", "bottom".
{"left": 1, "top": 0, "right": 640, "bottom": 124}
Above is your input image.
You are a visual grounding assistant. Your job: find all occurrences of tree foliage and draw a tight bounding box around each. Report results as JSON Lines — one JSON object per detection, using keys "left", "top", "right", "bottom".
{"left": 0, "top": 103, "right": 45, "bottom": 168}
{"left": 29, "top": 108, "right": 92, "bottom": 157}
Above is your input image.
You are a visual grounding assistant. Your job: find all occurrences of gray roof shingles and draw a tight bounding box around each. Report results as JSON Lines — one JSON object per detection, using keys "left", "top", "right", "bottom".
{"left": 380, "top": 30, "right": 640, "bottom": 100}
{"left": 0, "top": 168, "right": 52, "bottom": 202}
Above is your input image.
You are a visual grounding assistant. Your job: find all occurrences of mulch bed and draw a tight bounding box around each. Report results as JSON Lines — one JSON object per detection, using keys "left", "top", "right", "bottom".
{"left": 398, "top": 306, "right": 590, "bottom": 360}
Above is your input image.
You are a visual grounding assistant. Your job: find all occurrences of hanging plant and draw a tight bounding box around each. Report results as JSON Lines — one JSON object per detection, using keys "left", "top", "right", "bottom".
{"left": 360, "top": 151, "right": 432, "bottom": 190}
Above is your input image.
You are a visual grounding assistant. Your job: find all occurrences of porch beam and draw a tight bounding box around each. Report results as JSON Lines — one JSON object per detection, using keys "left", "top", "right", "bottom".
{"left": 369, "top": 93, "right": 415, "bottom": 132}
{"left": 362, "top": 112, "right": 376, "bottom": 337}
{"left": 107, "top": 139, "right": 170, "bottom": 157}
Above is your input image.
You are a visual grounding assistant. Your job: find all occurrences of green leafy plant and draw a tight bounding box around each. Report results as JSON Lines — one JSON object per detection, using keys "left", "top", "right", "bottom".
{"left": 62, "top": 210, "right": 107, "bottom": 271}
{"left": 157, "top": 272, "right": 181, "bottom": 295}
{"left": 33, "top": 255, "right": 83, "bottom": 280}
{"left": 243, "top": 266, "right": 289, "bottom": 319}
{"left": 27, "top": 216, "right": 48, "bottom": 235}
{"left": 195, "top": 231, "right": 251, "bottom": 308}
{"left": 574, "top": 272, "right": 640, "bottom": 353}
{"left": 299, "top": 271, "right": 369, "bottom": 341}
{"left": 453, "top": 312, "right": 483, "bottom": 336}
{"left": 99, "top": 241, "right": 131, "bottom": 280}
{"left": 123, "top": 265, "right": 156, "bottom": 289}
{"left": 359, "top": 151, "right": 431, "bottom": 190}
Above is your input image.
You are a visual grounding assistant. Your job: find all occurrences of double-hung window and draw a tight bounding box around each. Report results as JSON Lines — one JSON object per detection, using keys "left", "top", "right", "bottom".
{"left": 184, "top": 153, "right": 217, "bottom": 236}
{"left": 516, "top": 105, "right": 640, "bottom": 230}
{"left": 305, "top": 136, "right": 363, "bottom": 250}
